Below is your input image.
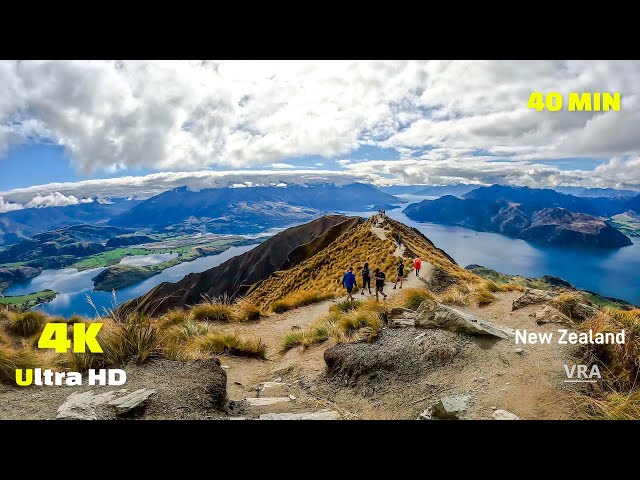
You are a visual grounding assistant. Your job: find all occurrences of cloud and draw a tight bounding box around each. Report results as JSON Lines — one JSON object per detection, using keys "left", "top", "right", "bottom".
{"left": 1, "top": 60, "right": 640, "bottom": 189}
{"left": 0, "top": 196, "right": 23, "bottom": 213}
{"left": 24, "top": 192, "right": 94, "bottom": 208}
{"left": 0, "top": 170, "right": 378, "bottom": 204}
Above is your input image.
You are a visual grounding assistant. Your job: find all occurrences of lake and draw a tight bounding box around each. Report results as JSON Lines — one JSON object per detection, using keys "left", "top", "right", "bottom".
{"left": 349, "top": 209, "right": 640, "bottom": 306}
{"left": 4, "top": 244, "right": 257, "bottom": 318}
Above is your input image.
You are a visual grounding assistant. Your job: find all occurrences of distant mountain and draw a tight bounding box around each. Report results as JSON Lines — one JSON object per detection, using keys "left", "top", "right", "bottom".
{"left": 123, "top": 215, "right": 361, "bottom": 315}
{"left": 519, "top": 208, "right": 631, "bottom": 248}
{"left": 414, "top": 184, "right": 482, "bottom": 197}
{"left": 0, "top": 199, "right": 139, "bottom": 246}
{"left": 0, "top": 224, "right": 127, "bottom": 265}
{"left": 554, "top": 186, "right": 639, "bottom": 198}
{"left": 627, "top": 194, "right": 640, "bottom": 213}
{"left": 463, "top": 184, "right": 627, "bottom": 217}
{"left": 110, "top": 183, "right": 397, "bottom": 233}
{"left": 377, "top": 185, "right": 430, "bottom": 195}
{"left": 404, "top": 195, "right": 632, "bottom": 248}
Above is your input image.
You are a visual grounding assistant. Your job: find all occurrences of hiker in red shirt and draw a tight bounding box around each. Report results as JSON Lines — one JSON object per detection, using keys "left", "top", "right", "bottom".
{"left": 414, "top": 257, "right": 421, "bottom": 276}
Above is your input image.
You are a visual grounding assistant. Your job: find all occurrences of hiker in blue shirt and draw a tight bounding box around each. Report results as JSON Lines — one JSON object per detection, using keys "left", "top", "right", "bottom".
{"left": 342, "top": 267, "right": 358, "bottom": 301}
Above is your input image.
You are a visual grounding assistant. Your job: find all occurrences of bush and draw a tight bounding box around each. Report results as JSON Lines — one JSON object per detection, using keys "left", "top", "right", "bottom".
{"left": 7, "top": 311, "right": 48, "bottom": 337}
{"left": 439, "top": 286, "right": 469, "bottom": 306}
{"left": 281, "top": 320, "right": 333, "bottom": 351}
{"left": 336, "top": 310, "right": 382, "bottom": 341}
{"left": 197, "top": 332, "right": 267, "bottom": 359}
{"left": 192, "top": 303, "right": 235, "bottom": 322}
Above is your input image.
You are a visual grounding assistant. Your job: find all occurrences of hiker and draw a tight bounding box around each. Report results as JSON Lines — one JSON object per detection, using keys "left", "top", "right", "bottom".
{"left": 374, "top": 267, "right": 387, "bottom": 300}
{"left": 393, "top": 258, "right": 404, "bottom": 289}
{"left": 414, "top": 256, "right": 421, "bottom": 276}
{"left": 361, "top": 262, "right": 372, "bottom": 295}
{"left": 342, "top": 266, "right": 357, "bottom": 301}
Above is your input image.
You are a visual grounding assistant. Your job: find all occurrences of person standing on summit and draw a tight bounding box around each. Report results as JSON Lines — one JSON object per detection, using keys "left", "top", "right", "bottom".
{"left": 342, "top": 267, "right": 358, "bottom": 301}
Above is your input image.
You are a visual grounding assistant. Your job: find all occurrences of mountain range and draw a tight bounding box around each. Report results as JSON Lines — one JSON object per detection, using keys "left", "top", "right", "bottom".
{"left": 404, "top": 185, "right": 638, "bottom": 248}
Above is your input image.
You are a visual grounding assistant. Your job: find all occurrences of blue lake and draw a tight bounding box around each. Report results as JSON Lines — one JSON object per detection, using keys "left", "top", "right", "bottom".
{"left": 357, "top": 209, "right": 640, "bottom": 306}
{"left": 4, "top": 244, "right": 257, "bottom": 318}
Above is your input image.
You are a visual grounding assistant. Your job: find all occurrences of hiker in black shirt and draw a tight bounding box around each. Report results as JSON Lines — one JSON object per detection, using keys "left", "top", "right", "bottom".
{"left": 360, "top": 262, "right": 372, "bottom": 295}
{"left": 374, "top": 268, "right": 387, "bottom": 300}
{"left": 393, "top": 258, "right": 404, "bottom": 289}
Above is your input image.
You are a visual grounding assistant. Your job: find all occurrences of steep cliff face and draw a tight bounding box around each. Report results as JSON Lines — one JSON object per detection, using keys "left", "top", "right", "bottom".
{"left": 123, "top": 215, "right": 361, "bottom": 315}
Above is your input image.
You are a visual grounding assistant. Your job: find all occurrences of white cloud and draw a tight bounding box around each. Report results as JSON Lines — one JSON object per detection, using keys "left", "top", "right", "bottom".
{"left": 24, "top": 192, "right": 94, "bottom": 208}
{"left": 0, "top": 196, "right": 23, "bottom": 213}
{"left": 270, "top": 163, "right": 296, "bottom": 169}
{"left": 0, "top": 170, "right": 378, "bottom": 204}
{"left": 0, "top": 60, "right": 640, "bottom": 189}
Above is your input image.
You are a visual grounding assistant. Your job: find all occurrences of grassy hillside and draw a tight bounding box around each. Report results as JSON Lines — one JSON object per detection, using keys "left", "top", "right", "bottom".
{"left": 245, "top": 216, "right": 480, "bottom": 312}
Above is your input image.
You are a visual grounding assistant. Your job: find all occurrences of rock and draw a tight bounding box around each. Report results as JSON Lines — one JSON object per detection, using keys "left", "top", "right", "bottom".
{"left": 57, "top": 390, "right": 128, "bottom": 420}
{"left": 257, "top": 381, "right": 289, "bottom": 398}
{"left": 491, "top": 406, "right": 497, "bottom": 410}
{"left": 562, "top": 301, "right": 599, "bottom": 321}
{"left": 493, "top": 409, "right": 520, "bottom": 420}
{"left": 229, "top": 417, "right": 247, "bottom": 420}
{"left": 243, "top": 397, "right": 291, "bottom": 407}
{"left": 512, "top": 289, "right": 553, "bottom": 310}
{"left": 199, "top": 358, "right": 227, "bottom": 409}
{"left": 514, "top": 348, "right": 524, "bottom": 354}
{"left": 288, "top": 394, "right": 297, "bottom": 401}
{"left": 418, "top": 409, "right": 431, "bottom": 420}
{"left": 530, "top": 305, "right": 570, "bottom": 324}
{"left": 259, "top": 409, "right": 341, "bottom": 420}
{"left": 221, "top": 365, "right": 230, "bottom": 369}
{"left": 108, "top": 388, "right": 156, "bottom": 415}
{"left": 390, "top": 318, "right": 414, "bottom": 328}
{"left": 273, "top": 377, "right": 282, "bottom": 383}
{"left": 431, "top": 394, "right": 470, "bottom": 420}
{"left": 414, "top": 299, "right": 515, "bottom": 339}
{"left": 414, "top": 332, "right": 427, "bottom": 340}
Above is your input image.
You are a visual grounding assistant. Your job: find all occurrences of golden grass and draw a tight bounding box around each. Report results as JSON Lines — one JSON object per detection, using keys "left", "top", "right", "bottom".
{"left": 579, "top": 390, "right": 640, "bottom": 420}
{"left": 550, "top": 292, "right": 586, "bottom": 319}
{"left": 159, "top": 309, "right": 192, "bottom": 327}
{"left": 234, "top": 301, "right": 262, "bottom": 322}
{"left": 281, "top": 298, "right": 386, "bottom": 351}
{"left": 437, "top": 282, "right": 497, "bottom": 307}
{"left": 196, "top": 332, "right": 267, "bottom": 359}
{"left": 192, "top": 303, "right": 235, "bottom": 322}
{"left": 0, "top": 344, "right": 53, "bottom": 384}
{"left": 271, "top": 291, "right": 335, "bottom": 314}
{"left": 329, "top": 299, "right": 361, "bottom": 314}
{"left": 396, "top": 288, "right": 435, "bottom": 310}
{"left": 6, "top": 311, "right": 48, "bottom": 337}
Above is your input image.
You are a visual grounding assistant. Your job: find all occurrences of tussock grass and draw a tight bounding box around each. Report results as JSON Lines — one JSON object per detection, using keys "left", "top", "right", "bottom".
{"left": 0, "top": 345, "right": 16, "bottom": 383}
{"left": 0, "top": 345, "right": 50, "bottom": 384}
{"left": 192, "top": 302, "right": 235, "bottom": 322}
{"left": 271, "top": 291, "right": 335, "bottom": 313}
{"left": 579, "top": 390, "right": 640, "bottom": 420}
{"left": 439, "top": 286, "right": 470, "bottom": 306}
{"left": 6, "top": 311, "right": 48, "bottom": 337}
{"left": 281, "top": 320, "right": 333, "bottom": 351}
{"left": 550, "top": 292, "right": 586, "bottom": 319}
{"left": 397, "top": 288, "right": 435, "bottom": 310}
{"left": 235, "top": 301, "right": 261, "bottom": 322}
{"left": 438, "top": 283, "right": 497, "bottom": 307}
{"left": 196, "top": 332, "right": 267, "bottom": 359}
{"left": 159, "top": 309, "right": 192, "bottom": 327}
{"left": 335, "top": 310, "right": 382, "bottom": 341}
{"left": 469, "top": 288, "right": 496, "bottom": 307}
{"left": 330, "top": 299, "right": 361, "bottom": 314}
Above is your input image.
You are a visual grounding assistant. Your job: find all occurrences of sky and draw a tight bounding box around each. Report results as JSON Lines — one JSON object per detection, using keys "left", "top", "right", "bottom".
{"left": 1, "top": 60, "right": 640, "bottom": 211}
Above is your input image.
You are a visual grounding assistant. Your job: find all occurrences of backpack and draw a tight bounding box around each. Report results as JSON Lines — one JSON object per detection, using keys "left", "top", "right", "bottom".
{"left": 362, "top": 266, "right": 370, "bottom": 278}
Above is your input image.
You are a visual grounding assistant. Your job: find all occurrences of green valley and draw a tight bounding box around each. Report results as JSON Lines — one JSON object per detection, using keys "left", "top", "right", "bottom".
{"left": 0, "top": 289, "right": 57, "bottom": 310}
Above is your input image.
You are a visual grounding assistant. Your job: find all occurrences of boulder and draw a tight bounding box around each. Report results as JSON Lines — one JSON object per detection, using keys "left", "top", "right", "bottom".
{"left": 199, "top": 358, "right": 227, "bottom": 409}
{"left": 530, "top": 305, "right": 570, "bottom": 324}
{"left": 108, "top": 388, "right": 156, "bottom": 414}
{"left": 492, "top": 409, "right": 520, "bottom": 420}
{"left": 259, "top": 409, "right": 341, "bottom": 420}
{"left": 431, "top": 394, "right": 470, "bottom": 420}
{"left": 414, "top": 299, "right": 514, "bottom": 339}
{"left": 243, "top": 397, "right": 291, "bottom": 407}
{"left": 57, "top": 390, "right": 127, "bottom": 420}
{"left": 512, "top": 289, "right": 553, "bottom": 310}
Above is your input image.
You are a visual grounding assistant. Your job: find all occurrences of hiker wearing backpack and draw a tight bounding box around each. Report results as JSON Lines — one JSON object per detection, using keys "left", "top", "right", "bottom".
{"left": 393, "top": 258, "right": 405, "bottom": 289}
{"left": 361, "top": 262, "right": 372, "bottom": 295}
{"left": 342, "top": 267, "right": 358, "bottom": 301}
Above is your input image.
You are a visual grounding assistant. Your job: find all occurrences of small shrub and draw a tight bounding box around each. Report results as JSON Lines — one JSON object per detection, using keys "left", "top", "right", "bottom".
{"left": 484, "top": 280, "right": 500, "bottom": 292}
{"left": 192, "top": 303, "right": 235, "bottom": 322}
{"left": 281, "top": 319, "right": 334, "bottom": 351}
{"left": 469, "top": 287, "right": 496, "bottom": 307}
{"left": 197, "top": 332, "right": 267, "bottom": 359}
{"left": 7, "top": 311, "right": 48, "bottom": 337}
{"left": 336, "top": 310, "right": 381, "bottom": 341}
{"left": 281, "top": 330, "right": 306, "bottom": 350}
{"left": 439, "top": 287, "right": 469, "bottom": 306}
